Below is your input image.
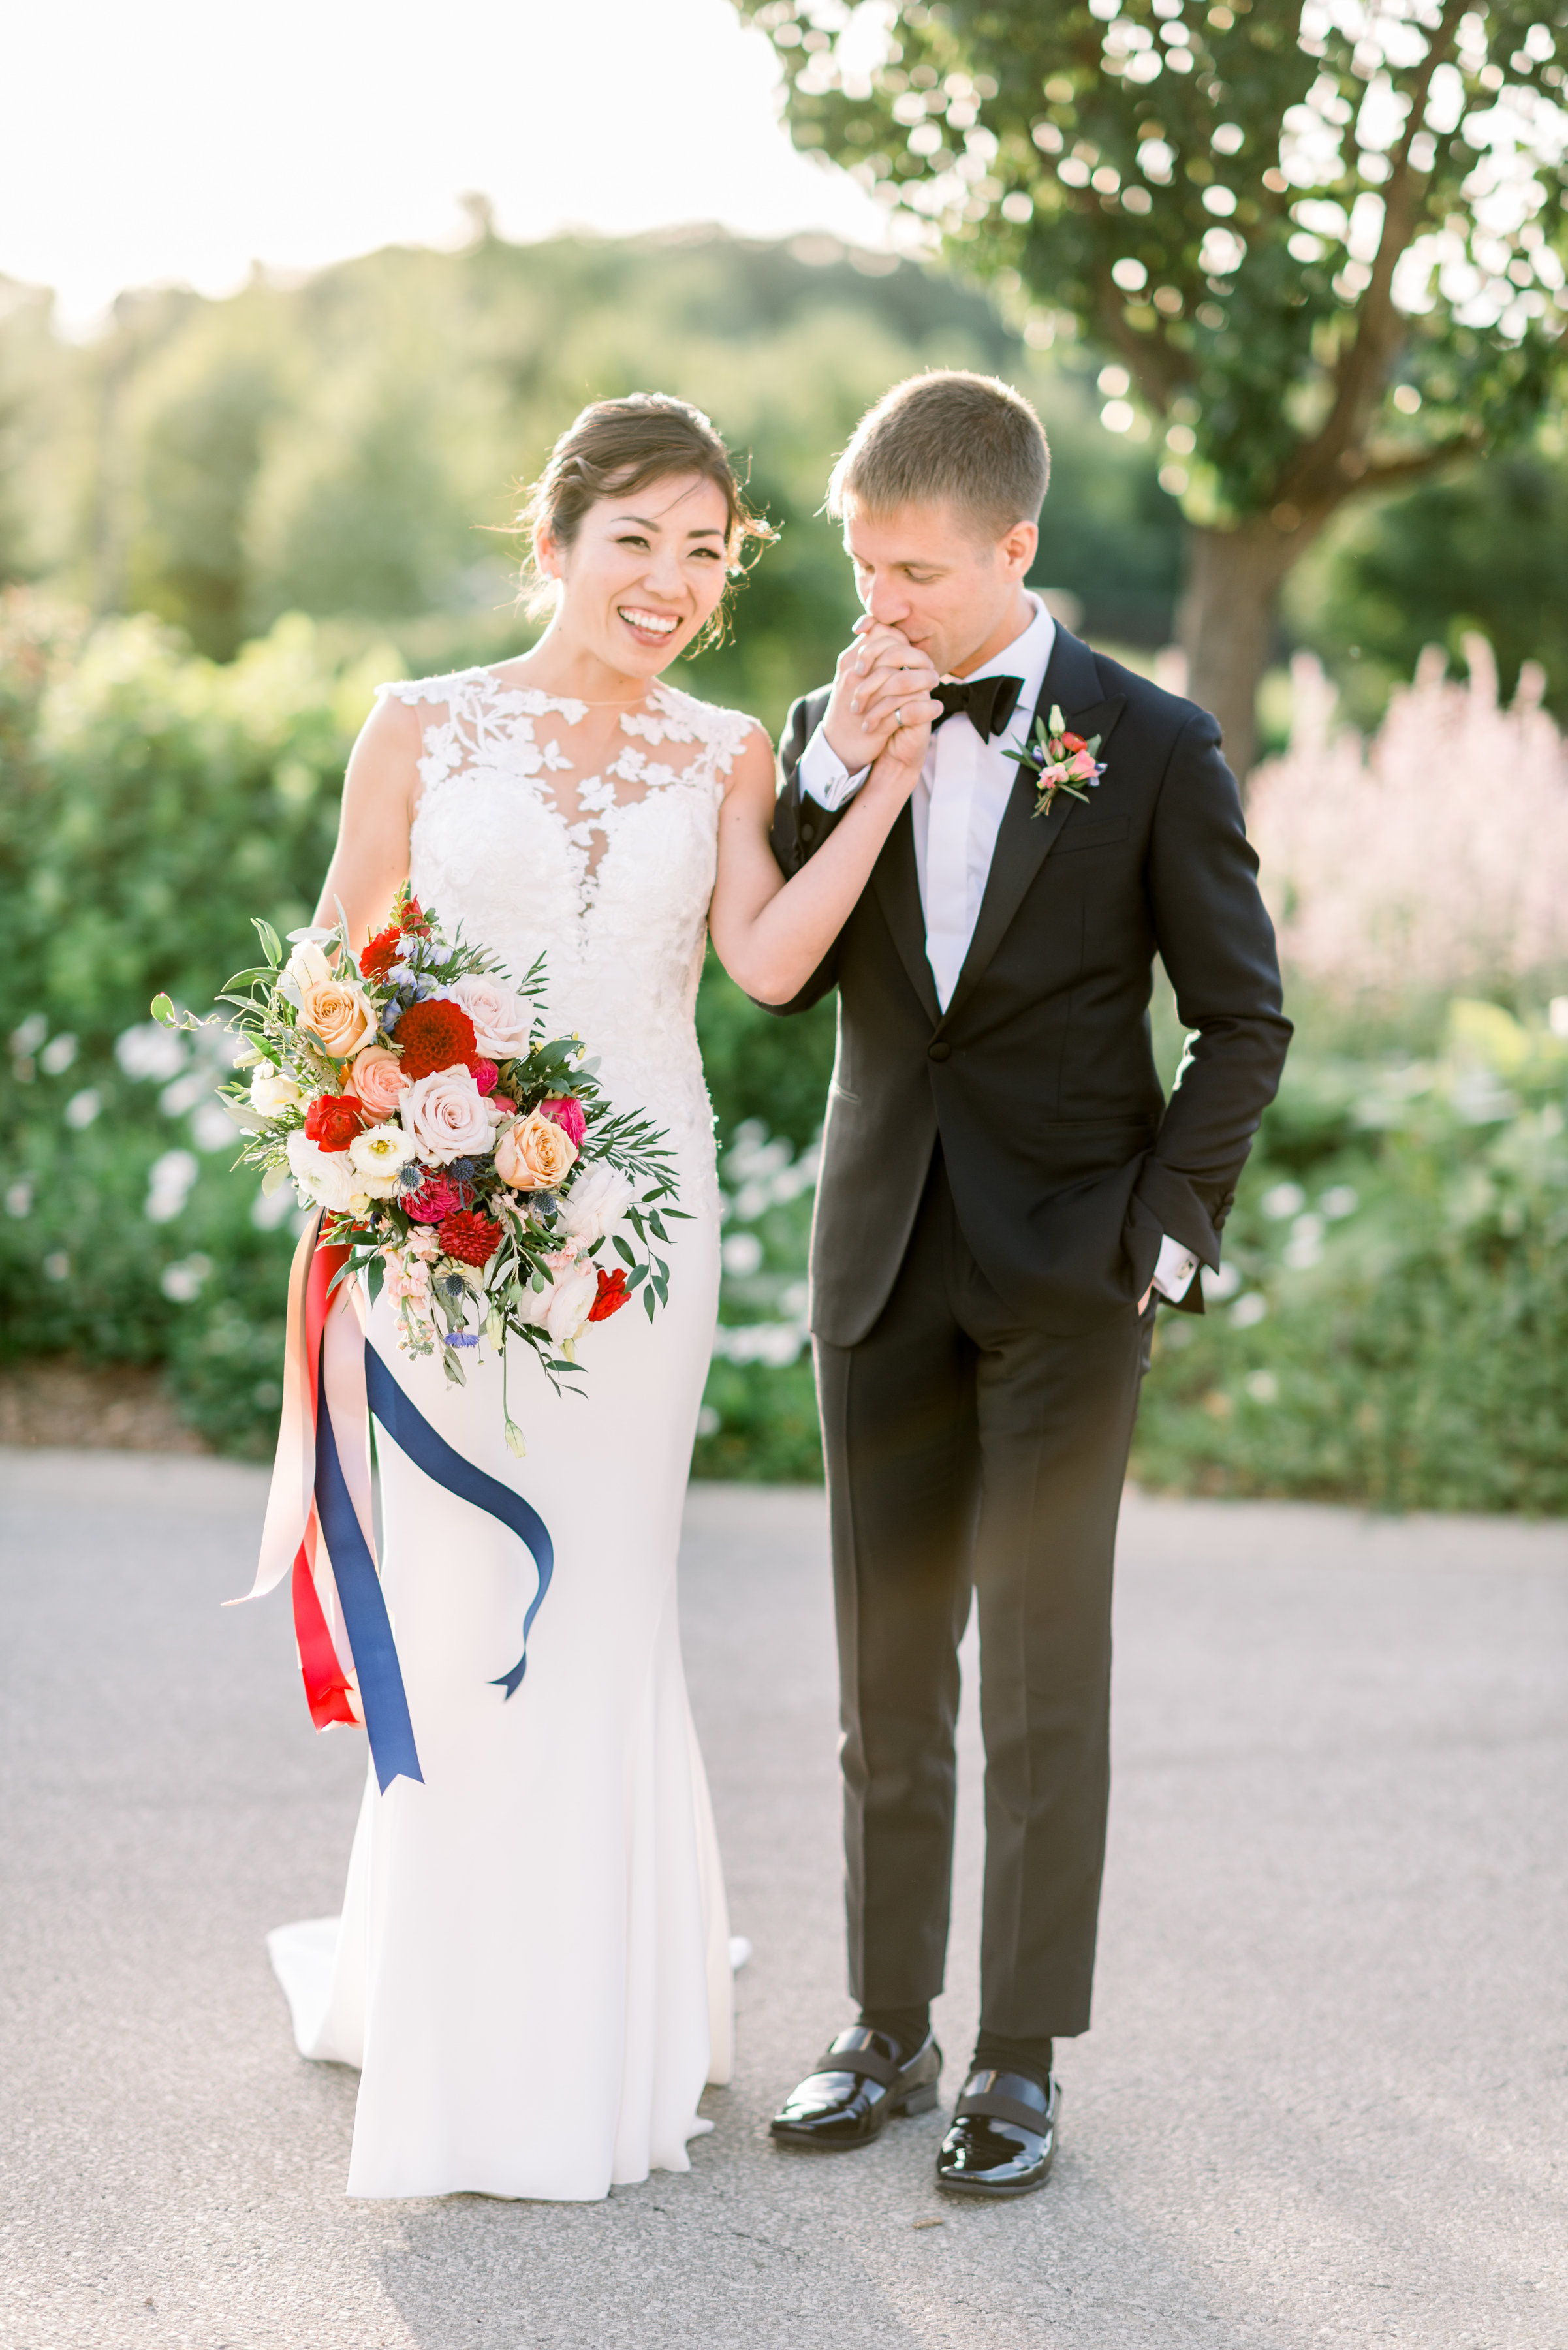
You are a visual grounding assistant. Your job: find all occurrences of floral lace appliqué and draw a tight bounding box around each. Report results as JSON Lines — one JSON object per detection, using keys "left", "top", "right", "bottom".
{"left": 381, "top": 668, "right": 759, "bottom": 1214}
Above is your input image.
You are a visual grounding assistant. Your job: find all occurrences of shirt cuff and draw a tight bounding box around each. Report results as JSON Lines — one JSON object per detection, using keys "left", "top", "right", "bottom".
{"left": 1151, "top": 1234, "right": 1200, "bottom": 1302}
{"left": 798, "top": 723, "right": 871, "bottom": 812}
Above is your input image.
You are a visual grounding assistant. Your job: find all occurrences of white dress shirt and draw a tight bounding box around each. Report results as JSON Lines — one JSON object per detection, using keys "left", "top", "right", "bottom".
{"left": 798, "top": 595, "right": 1198, "bottom": 1304}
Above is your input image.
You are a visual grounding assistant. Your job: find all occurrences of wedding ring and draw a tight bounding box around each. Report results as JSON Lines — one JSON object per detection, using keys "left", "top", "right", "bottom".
{"left": 894, "top": 705, "right": 903, "bottom": 728}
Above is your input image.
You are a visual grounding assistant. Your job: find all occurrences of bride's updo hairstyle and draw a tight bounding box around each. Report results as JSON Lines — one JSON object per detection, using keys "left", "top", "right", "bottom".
{"left": 518, "top": 393, "right": 775, "bottom": 648}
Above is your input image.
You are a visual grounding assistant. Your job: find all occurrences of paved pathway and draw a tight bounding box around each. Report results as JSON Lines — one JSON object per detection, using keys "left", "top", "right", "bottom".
{"left": 2, "top": 1449, "right": 1565, "bottom": 2350}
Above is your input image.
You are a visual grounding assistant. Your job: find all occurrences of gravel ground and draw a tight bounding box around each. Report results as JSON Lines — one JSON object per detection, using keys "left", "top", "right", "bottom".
{"left": 1, "top": 1448, "right": 1565, "bottom": 2350}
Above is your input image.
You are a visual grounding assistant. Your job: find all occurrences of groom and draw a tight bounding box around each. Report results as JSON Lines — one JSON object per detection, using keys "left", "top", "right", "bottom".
{"left": 762, "top": 371, "right": 1290, "bottom": 2197}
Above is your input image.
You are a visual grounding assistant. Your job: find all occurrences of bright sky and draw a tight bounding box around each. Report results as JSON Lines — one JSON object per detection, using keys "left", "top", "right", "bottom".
{"left": 3, "top": 0, "right": 891, "bottom": 332}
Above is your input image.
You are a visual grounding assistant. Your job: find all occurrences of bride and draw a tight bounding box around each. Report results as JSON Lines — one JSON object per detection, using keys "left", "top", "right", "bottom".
{"left": 265, "top": 392, "right": 941, "bottom": 2201}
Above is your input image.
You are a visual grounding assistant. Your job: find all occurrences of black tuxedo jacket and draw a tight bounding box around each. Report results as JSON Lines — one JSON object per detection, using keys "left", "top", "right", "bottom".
{"left": 765, "top": 626, "right": 1292, "bottom": 1345}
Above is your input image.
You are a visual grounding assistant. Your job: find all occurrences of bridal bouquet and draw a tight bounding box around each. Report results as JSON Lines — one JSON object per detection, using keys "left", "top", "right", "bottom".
{"left": 155, "top": 887, "right": 678, "bottom": 1449}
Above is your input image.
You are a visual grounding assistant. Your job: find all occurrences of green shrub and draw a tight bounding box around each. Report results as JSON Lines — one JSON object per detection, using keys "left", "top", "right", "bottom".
{"left": 0, "top": 597, "right": 386, "bottom": 1445}
{"left": 5, "top": 594, "right": 1564, "bottom": 1514}
{"left": 1133, "top": 1001, "right": 1568, "bottom": 1512}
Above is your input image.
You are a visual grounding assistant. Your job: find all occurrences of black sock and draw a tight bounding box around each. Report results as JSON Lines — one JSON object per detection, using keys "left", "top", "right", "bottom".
{"left": 856, "top": 2005, "right": 930, "bottom": 2055}
{"left": 971, "top": 2033, "right": 1054, "bottom": 2093}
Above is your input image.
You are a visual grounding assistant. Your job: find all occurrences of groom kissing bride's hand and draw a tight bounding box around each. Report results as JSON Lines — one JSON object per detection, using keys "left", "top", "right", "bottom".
{"left": 822, "top": 616, "right": 943, "bottom": 781}
{"left": 759, "top": 370, "right": 1291, "bottom": 2198}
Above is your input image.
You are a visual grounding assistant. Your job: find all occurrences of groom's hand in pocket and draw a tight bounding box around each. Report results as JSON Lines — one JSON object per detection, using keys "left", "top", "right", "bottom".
{"left": 821, "top": 621, "right": 942, "bottom": 779}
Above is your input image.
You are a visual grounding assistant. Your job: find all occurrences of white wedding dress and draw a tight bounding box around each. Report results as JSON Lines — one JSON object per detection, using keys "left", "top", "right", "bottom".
{"left": 267, "top": 668, "right": 758, "bottom": 2201}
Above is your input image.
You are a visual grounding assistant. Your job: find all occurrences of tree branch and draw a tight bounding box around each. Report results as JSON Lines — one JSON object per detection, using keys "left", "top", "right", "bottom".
{"left": 1356, "top": 432, "right": 1483, "bottom": 494}
{"left": 1279, "top": 0, "right": 1466, "bottom": 510}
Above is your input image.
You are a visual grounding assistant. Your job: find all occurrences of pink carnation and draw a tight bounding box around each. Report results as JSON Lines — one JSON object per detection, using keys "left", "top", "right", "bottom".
{"left": 542, "top": 1096, "right": 587, "bottom": 1148}
{"left": 471, "top": 1058, "right": 499, "bottom": 1097}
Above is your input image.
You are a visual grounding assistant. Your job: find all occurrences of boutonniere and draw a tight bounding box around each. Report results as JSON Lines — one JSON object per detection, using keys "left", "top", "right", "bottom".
{"left": 1003, "top": 704, "right": 1107, "bottom": 819}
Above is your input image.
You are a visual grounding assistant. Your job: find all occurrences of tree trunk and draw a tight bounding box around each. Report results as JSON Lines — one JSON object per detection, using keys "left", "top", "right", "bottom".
{"left": 1177, "top": 521, "right": 1305, "bottom": 787}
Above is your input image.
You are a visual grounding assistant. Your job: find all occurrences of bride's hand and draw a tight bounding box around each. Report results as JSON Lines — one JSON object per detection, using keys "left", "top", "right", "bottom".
{"left": 862, "top": 696, "right": 937, "bottom": 809}
{"left": 821, "top": 623, "right": 942, "bottom": 776}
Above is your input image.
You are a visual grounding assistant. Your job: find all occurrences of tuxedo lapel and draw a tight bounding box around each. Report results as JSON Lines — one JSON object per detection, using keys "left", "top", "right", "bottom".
{"left": 940, "top": 629, "right": 1127, "bottom": 1026}
{"left": 870, "top": 804, "right": 941, "bottom": 1026}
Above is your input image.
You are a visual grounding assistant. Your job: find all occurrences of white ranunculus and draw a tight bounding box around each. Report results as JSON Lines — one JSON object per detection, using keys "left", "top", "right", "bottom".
{"left": 432, "top": 973, "right": 533, "bottom": 1060}
{"left": 286, "top": 1129, "right": 360, "bottom": 1212}
{"left": 520, "top": 1261, "right": 600, "bottom": 1349}
{"left": 348, "top": 1123, "right": 419, "bottom": 1176}
{"left": 557, "top": 1162, "right": 636, "bottom": 1247}
{"left": 249, "top": 1066, "right": 304, "bottom": 1116}
{"left": 399, "top": 1065, "right": 494, "bottom": 1165}
{"left": 347, "top": 1121, "right": 419, "bottom": 1197}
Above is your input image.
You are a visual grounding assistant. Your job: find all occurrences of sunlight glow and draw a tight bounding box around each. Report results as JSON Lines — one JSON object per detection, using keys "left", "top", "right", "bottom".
{"left": 2, "top": 0, "right": 892, "bottom": 331}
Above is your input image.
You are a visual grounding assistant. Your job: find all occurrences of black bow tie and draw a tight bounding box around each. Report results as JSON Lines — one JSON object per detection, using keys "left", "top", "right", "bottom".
{"left": 932, "top": 673, "right": 1024, "bottom": 742}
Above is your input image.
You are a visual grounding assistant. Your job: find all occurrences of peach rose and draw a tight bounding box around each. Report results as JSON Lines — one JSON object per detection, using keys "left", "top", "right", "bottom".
{"left": 349, "top": 1045, "right": 408, "bottom": 1120}
{"left": 283, "top": 940, "right": 376, "bottom": 1060}
{"left": 302, "top": 986, "right": 376, "bottom": 1063}
{"left": 494, "top": 1106, "right": 580, "bottom": 1192}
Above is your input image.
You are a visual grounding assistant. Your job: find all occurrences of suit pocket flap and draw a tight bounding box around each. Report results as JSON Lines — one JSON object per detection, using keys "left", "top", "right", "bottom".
{"left": 1054, "top": 813, "right": 1131, "bottom": 855}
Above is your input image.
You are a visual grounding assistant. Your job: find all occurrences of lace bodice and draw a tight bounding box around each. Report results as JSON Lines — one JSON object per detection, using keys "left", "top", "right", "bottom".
{"left": 385, "top": 667, "right": 759, "bottom": 1211}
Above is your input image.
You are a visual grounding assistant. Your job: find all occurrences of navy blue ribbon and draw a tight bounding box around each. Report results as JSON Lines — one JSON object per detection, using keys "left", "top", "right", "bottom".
{"left": 364, "top": 1342, "right": 555, "bottom": 1700}
{"left": 313, "top": 1343, "right": 424, "bottom": 1793}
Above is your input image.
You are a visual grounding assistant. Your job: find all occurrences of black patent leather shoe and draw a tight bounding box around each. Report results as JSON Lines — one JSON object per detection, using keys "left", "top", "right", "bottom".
{"left": 769, "top": 2026, "right": 942, "bottom": 2151}
{"left": 935, "top": 2068, "right": 1061, "bottom": 2198}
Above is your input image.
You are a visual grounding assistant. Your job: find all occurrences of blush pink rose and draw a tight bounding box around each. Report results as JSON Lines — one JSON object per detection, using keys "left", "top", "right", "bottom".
{"left": 349, "top": 1046, "right": 409, "bottom": 1120}
{"left": 399, "top": 1066, "right": 494, "bottom": 1165}
{"left": 431, "top": 973, "right": 533, "bottom": 1059}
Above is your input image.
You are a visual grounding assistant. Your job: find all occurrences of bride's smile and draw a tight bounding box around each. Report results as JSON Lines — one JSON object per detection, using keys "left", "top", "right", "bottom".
{"left": 535, "top": 469, "right": 733, "bottom": 691}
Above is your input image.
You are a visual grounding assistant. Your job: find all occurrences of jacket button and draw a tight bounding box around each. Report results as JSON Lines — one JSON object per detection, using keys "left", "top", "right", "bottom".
{"left": 927, "top": 1040, "right": 950, "bottom": 1062}
{"left": 801, "top": 819, "right": 816, "bottom": 843}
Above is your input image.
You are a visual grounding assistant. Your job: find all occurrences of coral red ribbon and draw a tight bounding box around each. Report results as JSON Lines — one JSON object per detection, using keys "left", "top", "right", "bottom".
{"left": 231, "top": 1212, "right": 422, "bottom": 1789}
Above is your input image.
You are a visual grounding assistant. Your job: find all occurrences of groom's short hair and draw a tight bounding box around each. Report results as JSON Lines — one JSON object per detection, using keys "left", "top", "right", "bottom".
{"left": 827, "top": 371, "right": 1050, "bottom": 540}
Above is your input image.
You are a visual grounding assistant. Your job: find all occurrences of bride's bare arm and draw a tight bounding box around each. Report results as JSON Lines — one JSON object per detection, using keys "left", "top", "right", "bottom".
{"left": 311, "top": 694, "right": 423, "bottom": 942}
{"left": 709, "top": 712, "right": 935, "bottom": 1005}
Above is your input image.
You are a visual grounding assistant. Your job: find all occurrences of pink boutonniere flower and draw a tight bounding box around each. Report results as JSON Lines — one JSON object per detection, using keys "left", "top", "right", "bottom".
{"left": 1003, "top": 702, "right": 1108, "bottom": 819}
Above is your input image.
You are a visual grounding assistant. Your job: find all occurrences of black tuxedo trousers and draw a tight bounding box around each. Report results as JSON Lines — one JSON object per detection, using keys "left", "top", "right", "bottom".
{"left": 820, "top": 1142, "right": 1153, "bottom": 2038}
{"left": 766, "top": 627, "right": 1289, "bottom": 2041}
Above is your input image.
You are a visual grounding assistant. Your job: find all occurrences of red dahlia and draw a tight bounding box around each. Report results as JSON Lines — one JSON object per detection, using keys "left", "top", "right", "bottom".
{"left": 359, "top": 924, "right": 401, "bottom": 979}
{"left": 304, "top": 1093, "right": 368, "bottom": 1152}
{"left": 394, "top": 998, "right": 478, "bottom": 1081}
{"left": 437, "top": 1209, "right": 503, "bottom": 1266}
{"left": 588, "top": 1267, "right": 631, "bottom": 1322}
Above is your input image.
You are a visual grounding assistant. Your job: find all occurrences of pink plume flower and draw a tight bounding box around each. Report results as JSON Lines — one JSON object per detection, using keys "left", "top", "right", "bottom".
{"left": 541, "top": 1096, "right": 587, "bottom": 1148}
